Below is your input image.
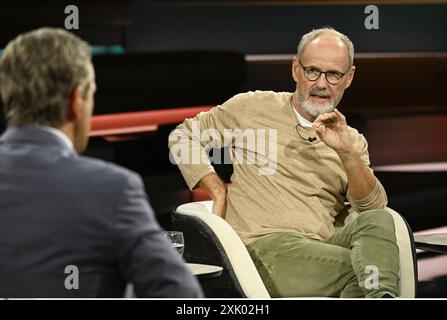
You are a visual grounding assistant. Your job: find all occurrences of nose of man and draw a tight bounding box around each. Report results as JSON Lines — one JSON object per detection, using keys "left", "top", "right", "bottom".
{"left": 315, "top": 74, "right": 329, "bottom": 88}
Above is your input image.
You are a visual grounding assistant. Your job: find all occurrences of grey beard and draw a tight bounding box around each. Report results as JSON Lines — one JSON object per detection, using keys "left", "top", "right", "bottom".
{"left": 299, "top": 97, "right": 335, "bottom": 118}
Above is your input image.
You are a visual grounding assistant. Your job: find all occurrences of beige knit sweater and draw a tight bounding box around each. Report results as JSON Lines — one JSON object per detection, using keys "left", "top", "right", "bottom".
{"left": 169, "top": 91, "right": 387, "bottom": 245}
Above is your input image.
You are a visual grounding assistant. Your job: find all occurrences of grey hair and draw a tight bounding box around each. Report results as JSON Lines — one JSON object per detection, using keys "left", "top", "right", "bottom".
{"left": 0, "top": 27, "right": 92, "bottom": 127}
{"left": 297, "top": 27, "right": 354, "bottom": 67}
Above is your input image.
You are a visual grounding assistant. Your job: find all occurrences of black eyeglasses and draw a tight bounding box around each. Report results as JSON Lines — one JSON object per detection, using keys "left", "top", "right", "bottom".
{"left": 298, "top": 59, "right": 350, "bottom": 85}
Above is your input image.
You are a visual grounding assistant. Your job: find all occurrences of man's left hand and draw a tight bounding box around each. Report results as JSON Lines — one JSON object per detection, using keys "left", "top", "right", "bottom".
{"left": 313, "top": 109, "right": 353, "bottom": 156}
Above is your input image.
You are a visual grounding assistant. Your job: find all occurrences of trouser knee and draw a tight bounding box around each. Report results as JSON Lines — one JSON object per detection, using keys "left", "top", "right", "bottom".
{"left": 355, "top": 209, "right": 396, "bottom": 238}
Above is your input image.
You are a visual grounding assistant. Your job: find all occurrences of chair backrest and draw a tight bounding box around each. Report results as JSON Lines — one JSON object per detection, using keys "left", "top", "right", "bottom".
{"left": 172, "top": 201, "right": 270, "bottom": 298}
{"left": 382, "top": 207, "right": 418, "bottom": 298}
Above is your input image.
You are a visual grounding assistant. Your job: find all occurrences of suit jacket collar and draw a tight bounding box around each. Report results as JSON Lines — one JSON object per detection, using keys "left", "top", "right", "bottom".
{"left": 0, "top": 125, "right": 77, "bottom": 156}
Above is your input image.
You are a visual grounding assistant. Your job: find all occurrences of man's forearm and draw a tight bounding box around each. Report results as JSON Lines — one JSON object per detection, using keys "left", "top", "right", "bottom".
{"left": 199, "top": 172, "right": 226, "bottom": 198}
{"left": 199, "top": 172, "right": 228, "bottom": 218}
{"left": 338, "top": 150, "right": 377, "bottom": 201}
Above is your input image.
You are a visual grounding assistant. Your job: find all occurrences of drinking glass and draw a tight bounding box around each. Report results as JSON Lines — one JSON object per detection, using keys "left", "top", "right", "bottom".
{"left": 164, "top": 231, "right": 184, "bottom": 257}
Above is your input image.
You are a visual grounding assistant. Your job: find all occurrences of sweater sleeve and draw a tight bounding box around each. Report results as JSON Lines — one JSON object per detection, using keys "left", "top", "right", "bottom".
{"left": 346, "top": 134, "right": 388, "bottom": 212}
{"left": 168, "top": 93, "right": 246, "bottom": 190}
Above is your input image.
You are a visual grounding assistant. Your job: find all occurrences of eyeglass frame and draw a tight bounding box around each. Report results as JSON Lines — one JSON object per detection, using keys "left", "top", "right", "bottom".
{"left": 298, "top": 59, "right": 351, "bottom": 85}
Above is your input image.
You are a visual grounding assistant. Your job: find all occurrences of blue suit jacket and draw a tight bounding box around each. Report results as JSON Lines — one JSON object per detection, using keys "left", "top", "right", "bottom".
{"left": 0, "top": 126, "right": 202, "bottom": 298}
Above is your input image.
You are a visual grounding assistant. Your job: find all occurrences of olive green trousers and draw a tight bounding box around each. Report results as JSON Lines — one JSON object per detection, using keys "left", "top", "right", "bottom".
{"left": 246, "top": 209, "right": 400, "bottom": 298}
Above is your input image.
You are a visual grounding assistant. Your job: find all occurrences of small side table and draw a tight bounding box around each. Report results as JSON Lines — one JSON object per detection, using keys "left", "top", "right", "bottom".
{"left": 186, "top": 263, "right": 223, "bottom": 279}
{"left": 414, "top": 233, "right": 447, "bottom": 254}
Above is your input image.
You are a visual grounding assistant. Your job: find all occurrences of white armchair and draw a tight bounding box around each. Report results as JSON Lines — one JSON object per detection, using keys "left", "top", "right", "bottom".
{"left": 172, "top": 201, "right": 417, "bottom": 298}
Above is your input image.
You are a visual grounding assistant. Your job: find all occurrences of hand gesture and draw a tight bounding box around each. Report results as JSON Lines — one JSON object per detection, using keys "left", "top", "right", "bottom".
{"left": 313, "top": 109, "right": 353, "bottom": 156}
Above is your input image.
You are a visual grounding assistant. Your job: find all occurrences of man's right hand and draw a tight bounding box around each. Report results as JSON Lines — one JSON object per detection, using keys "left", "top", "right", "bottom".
{"left": 198, "top": 173, "right": 228, "bottom": 219}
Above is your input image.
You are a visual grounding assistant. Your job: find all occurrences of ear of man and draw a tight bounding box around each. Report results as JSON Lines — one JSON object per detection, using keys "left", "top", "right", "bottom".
{"left": 291, "top": 56, "right": 299, "bottom": 82}
{"left": 345, "top": 65, "right": 356, "bottom": 89}
{"left": 68, "top": 85, "right": 85, "bottom": 121}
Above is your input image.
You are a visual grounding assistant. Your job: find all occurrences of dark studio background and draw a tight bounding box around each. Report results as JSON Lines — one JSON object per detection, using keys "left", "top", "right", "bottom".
{"left": 0, "top": 0, "right": 446, "bottom": 297}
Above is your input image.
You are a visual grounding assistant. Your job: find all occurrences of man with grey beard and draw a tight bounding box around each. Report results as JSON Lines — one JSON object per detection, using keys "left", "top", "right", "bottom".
{"left": 169, "top": 27, "right": 399, "bottom": 298}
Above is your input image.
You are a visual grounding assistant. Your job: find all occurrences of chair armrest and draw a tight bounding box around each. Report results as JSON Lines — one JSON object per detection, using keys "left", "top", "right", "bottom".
{"left": 176, "top": 201, "right": 270, "bottom": 298}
